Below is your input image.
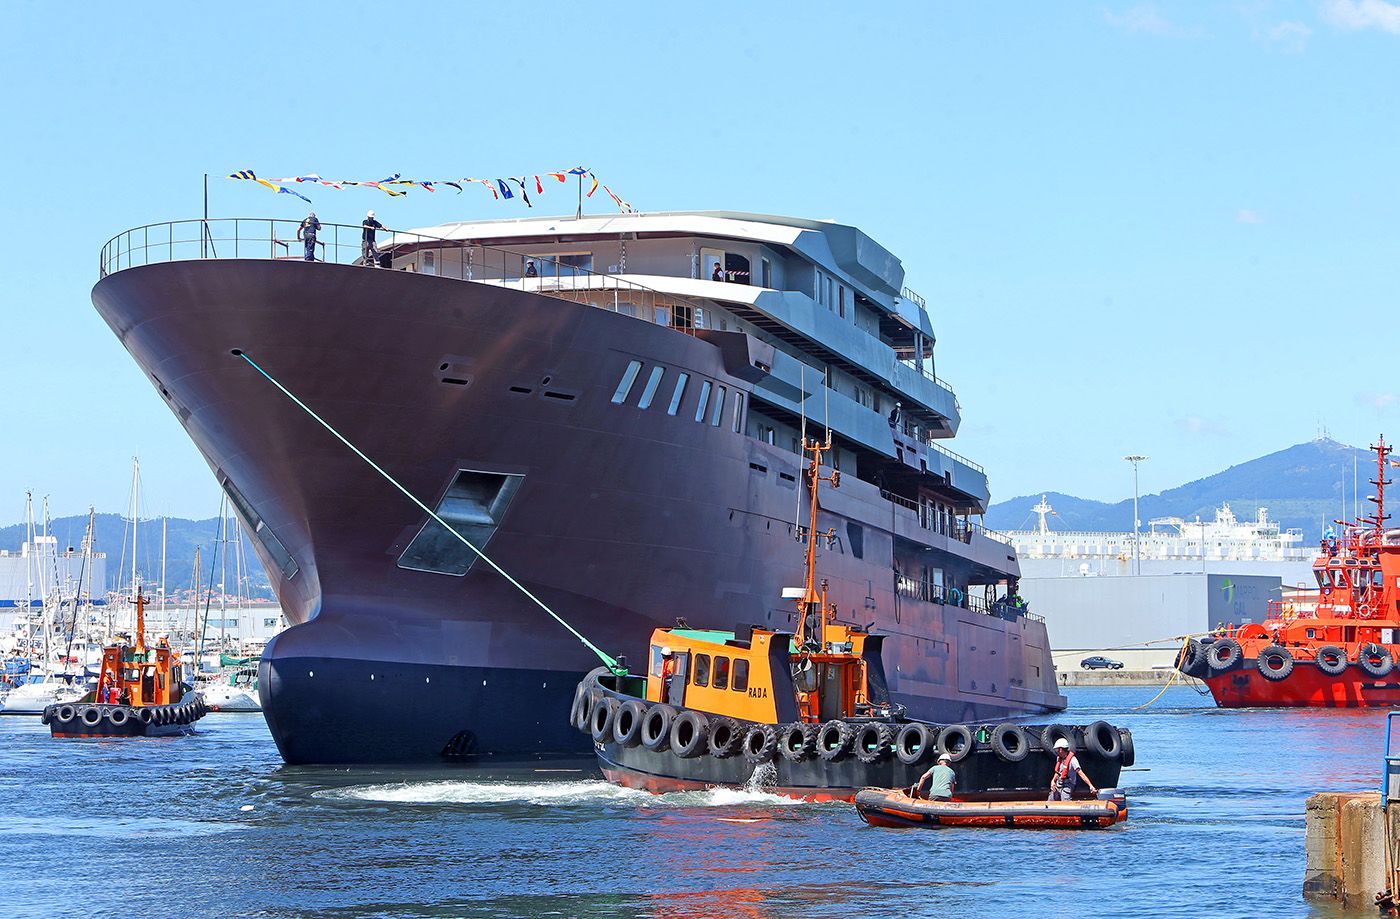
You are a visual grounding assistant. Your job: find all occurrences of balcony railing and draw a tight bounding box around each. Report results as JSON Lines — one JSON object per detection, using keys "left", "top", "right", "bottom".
{"left": 98, "top": 218, "right": 709, "bottom": 334}
{"left": 895, "top": 577, "right": 1038, "bottom": 621}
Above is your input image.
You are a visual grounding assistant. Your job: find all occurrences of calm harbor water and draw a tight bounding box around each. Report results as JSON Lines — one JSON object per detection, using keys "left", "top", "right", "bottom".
{"left": 0, "top": 685, "right": 1384, "bottom": 918}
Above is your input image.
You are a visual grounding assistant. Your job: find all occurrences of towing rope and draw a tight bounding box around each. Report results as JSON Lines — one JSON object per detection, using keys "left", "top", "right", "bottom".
{"left": 1131, "top": 634, "right": 1197, "bottom": 710}
{"left": 234, "top": 350, "right": 625, "bottom": 675}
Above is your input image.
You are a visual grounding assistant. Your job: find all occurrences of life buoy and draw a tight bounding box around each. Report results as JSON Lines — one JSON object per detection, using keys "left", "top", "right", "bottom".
{"left": 1359, "top": 605, "right": 1374, "bottom": 619}
{"left": 779, "top": 722, "right": 818, "bottom": 762}
{"left": 1314, "top": 645, "right": 1348, "bottom": 677}
{"left": 81, "top": 706, "right": 102, "bottom": 727}
{"left": 640, "top": 704, "right": 676, "bottom": 752}
{"left": 1207, "top": 638, "right": 1243, "bottom": 673}
{"left": 611, "top": 700, "right": 647, "bottom": 748}
{"left": 707, "top": 717, "right": 743, "bottom": 759}
{"left": 948, "top": 588, "right": 963, "bottom": 606}
{"left": 1083, "top": 721, "right": 1122, "bottom": 760}
{"left": 589, "top": 697, "right": 619, "bottom": 743}
{"left": 895, "top": 723, "right": 938, "bottom": 766}
{"left": 1256, "top": 645, "right": 1294, "bottom": 681}
{"left": 854, "top": 723, "right": 894, "bottom": 764}
{"left": 1039, "top": 724, "right": 1074, "bottom": 754}
{"left": 669, "top": 710, "right": 709, "bottom": 758}
{"left": 742, "top": 724, "right": 778, "bottom": 764}
{"left": 991, "top": 723, "right": 1030, "bottom": 763}
{"left": 1359, "top": 643, "right": 1394, "bottom": 678}
{"left": 938, "top": 724, "right": 975, "bottom": 762}
{"left": 817, "top": 720, "right": 854, "bottom": 761}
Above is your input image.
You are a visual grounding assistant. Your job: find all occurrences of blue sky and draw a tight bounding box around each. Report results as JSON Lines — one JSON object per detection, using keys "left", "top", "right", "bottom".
{"left": 2, "top": 0, "right": 1398, "bottom": 521}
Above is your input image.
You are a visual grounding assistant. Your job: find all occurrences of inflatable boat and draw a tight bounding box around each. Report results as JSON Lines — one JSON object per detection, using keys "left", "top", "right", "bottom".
{"left": 855, "top": 788, "right": 1127, "bottom": 829}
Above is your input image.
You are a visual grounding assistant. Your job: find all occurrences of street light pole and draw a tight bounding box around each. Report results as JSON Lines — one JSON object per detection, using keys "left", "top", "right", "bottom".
{"left": 1124, "top": 455, "right": 1148, "bottom": 576}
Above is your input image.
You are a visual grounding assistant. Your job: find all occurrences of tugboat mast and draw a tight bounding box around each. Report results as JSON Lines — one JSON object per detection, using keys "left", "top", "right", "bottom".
{"left": 796, "top": 432, "right": 840, "bottom": 653}
{"left": 1367, "top": 436, "right": 1391, "bottom": 536}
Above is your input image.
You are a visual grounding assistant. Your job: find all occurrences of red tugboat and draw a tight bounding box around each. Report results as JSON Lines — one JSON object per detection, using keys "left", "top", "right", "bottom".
{"left": 1179, "top": 437, "right": 1400, "bottom": 707}
{"left": 42, "top": 590, "right": 207, "bottom": 737}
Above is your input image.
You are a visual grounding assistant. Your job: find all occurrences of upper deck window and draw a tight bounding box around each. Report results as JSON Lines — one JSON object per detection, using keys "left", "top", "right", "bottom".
{"left": 611, "top": 361, "right": 643, "bottom": 404}
{"left": 761, "top": 258, "right": 772, "bottom": 288}
{"left": 668, "top": 373, "right": 689, "bottom": 415}
{"left": 694, "top": 381, "right": 712, "bottom": 422}
{"left": 530, "top": 252, "right": 593, "bottom": 278}
{"left": 638, "top": 367, "right": 665, "bottom": 409}
{"left": 711, "top": 386, "right": 727, "bottom": 426}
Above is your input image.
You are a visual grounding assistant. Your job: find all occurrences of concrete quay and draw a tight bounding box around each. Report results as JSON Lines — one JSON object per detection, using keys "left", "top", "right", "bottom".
{"left": 1304, "top": 792, "right": 1394, "bottom": 910}
{"left": 1056, "top": 668, "right": 1198, "bottom": 687}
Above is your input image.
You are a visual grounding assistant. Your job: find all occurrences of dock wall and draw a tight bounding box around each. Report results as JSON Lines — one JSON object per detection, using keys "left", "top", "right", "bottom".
{"left": 1304, "top": 791, "right": 1390, "bottom": 908}
{"left": 1057, "top": 669, "right": 1200, "bottom": 687}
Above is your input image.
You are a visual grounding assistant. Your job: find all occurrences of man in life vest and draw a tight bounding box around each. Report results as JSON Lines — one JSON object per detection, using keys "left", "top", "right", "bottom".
{"left": 660, "top": 647, "right": 676, "bottom": 704}
{"left": 1048, "top": 738, "right": 1098, "bottom": 801}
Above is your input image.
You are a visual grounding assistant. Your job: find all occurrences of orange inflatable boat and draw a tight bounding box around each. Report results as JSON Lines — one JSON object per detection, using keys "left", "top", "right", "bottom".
{"left": 855, "top": 788, "right": 1126, "bottom": 829}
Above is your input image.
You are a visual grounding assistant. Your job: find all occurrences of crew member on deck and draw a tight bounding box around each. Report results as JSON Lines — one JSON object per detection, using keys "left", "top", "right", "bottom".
{"left": 912, "top": 752, "right": 956, "bottom": 801}
{"left": 1048, "top": 738, "right": 1098, "bottom": 801}
{"left": 888, "top": 402, "right": 902, "bottom": 427}
{"left": 711, "top": 262, "right": 724, "bottom": 282}
{"left": 660, "top": 646, "right": 677, "bottom": 703}
{"left": 297, "top": 211, "right": 320, "bottom": 261}
{"left": 362, "top": 210, "right": 386, "bottom": 266}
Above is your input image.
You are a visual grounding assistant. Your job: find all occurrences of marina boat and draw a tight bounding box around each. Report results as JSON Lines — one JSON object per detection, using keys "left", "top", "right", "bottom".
{"left": 1177, "top": 437, "right": 1400, "bottom": 707}
{"left": 0, "top": 672, "right": 88, "bottom": 714}
{"left": 93, "top": 210, "right": 1067, "bottom": 764}
{"left": 199, "top": 667, "right": 261, "bottom": 712}
{"left": 43, "top": 591, "right": 206, "bottom": 737}
{"left": 574, "top": 436, "right": 1131, "bottom": 801}
{"left": 854, "top": 788, "right": 1127, "bottom": 829}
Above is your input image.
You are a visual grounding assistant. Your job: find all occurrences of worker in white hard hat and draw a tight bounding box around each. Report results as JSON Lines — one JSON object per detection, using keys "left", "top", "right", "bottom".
{"left": 911, "top": 751, "right": 957, "bottom": 801}
{"left": 1049, "top": 737, "right": 1098, "bottom": 801}
{"left": 659, "top": 646, "right": 677, "bottom": 704}
{"left": 362, "top": 209, "right": 386, "bottom": 266}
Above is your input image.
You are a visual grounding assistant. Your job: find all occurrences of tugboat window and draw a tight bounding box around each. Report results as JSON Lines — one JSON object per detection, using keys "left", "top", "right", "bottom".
{"left": 713, "top": 656, "right": 730, "bottom": 690}
{"left": 638, "top": 366, "right": 665, "bottom": 409}
{"left": 694, "top": 381, "right": 712, "bottom": 422}
{"left": 667, "top": 373, "right": 689, "bottom": 416}
{"left": 397, "top": 469, "right": 524, "bottom": 576}
{"left": 650, "top": 645, "right": 665, "bottom": 677}
{"left": 611, "top": 360, "right": 643, "bottom": 404}
{"left": 711, "top": 386, "right": 727, "bottom": 426}
{"left": 732, "top": 659, "right": 749, "bottom": 692}
{"left": 693, "top": 653, "right": 711, "bottom": 687}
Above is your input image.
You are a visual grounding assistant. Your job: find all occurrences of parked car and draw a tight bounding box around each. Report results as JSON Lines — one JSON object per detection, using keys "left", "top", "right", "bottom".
{"left": 1080, "top": 655, "right": 1124, "bottom": 670}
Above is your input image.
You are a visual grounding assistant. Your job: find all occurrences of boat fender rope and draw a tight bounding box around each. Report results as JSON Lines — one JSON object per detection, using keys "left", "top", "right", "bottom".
{"left": 235, "top": 350, "right": 624, "bottom": 675}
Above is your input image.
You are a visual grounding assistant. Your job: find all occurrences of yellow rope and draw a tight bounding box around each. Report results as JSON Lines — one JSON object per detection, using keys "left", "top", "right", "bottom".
{"left": 1130, "top": 635, "right": 1195, "bottom": 710}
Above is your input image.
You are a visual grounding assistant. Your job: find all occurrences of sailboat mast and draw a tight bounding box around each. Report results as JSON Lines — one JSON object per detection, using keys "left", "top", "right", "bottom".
{"left": 23, "top": 492, "right": 34, "bottom": 665}
{"left": 130, "top": 457, "right": 139, "bottom": 600}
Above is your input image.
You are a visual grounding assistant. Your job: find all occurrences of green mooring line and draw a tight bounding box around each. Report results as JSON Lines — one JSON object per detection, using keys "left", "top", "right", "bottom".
{"left": 234, "top": 350, "right": 623, "bottom": 675}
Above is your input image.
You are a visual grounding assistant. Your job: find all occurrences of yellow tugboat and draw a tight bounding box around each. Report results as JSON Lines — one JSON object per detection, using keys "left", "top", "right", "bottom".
{"left": 572, "top": 434, "right": 1133, "bottom": 802}
{"left": 43, "top": 591, "right": 207, "bottom": 737}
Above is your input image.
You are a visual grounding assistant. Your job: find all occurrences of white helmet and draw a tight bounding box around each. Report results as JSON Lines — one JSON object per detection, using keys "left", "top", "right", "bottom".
{"left": 937, "top": 753, "right": 953, "bottom": 763}
{"left": 660, "top": 646, "right": 672, "bottom": 656}
{"left": 367, "top": 209, "right": 375, "bottom": 218}
{"left": 1053, "top": 738, "right": 1070, "bottom": 750}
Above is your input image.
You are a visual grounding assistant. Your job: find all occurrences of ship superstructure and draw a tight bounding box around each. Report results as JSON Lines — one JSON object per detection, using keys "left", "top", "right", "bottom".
{"left": 92, "top": 211, "right": 1064, "bottom": 763}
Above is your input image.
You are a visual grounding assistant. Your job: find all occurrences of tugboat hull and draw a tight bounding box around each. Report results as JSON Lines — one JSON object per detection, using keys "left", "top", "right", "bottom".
{"left": 1203, "top": 661, "right": 1400, "bottom": 708}
{"left": 42, "top": 699, "right": 208, "bottom": 738}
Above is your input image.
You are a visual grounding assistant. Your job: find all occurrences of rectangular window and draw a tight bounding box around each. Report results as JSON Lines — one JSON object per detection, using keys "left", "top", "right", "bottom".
{"left": 611, "top": 360, "right": 643, "bottom": 404}
{"left": 838, "top": 286, "right": 846, "bottom": 319}
{"left": 693, "top": 653, "right": 711, "bottom": 687}
{"left": 713, "top": 656, "right": 730, "bottom": 690}
{"left": 649, "top": 645, "right": 665, "bottom": 677}
{"left": 761, "top": 258, "right": 772, "bottom": 288}
{"left": 638, "top": 366, "right": 665, "bottom": 409}
{"left": 530, "top": 252, "right": 593, "bottom": 278}
{"left": 817, "top": 271, "right": 824, "bottom": 304}
{"left": 732, "top": 393, "right": 745, "bottom": 433}
{"left": 825, "top": 277, "right": 833, "bottom": 310}
{"left": 732, "top": 658, "right": 749, "bottom": 692}
{"left": 694, "top": 380, "right": 712, "bottom": 422}
{"left": 711, "top": 386, "right": 726, "bottom": 425}
{"left": 667, "top": 372, "right": 689, "bottom": 415}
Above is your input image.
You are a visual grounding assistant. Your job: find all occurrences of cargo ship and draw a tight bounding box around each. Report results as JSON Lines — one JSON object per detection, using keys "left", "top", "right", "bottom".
{"left": 1179, "top": 437, "right": 1399, "bottom": 706}
{"left": 92, "top": 211, "right": 1066, "bottom": 763}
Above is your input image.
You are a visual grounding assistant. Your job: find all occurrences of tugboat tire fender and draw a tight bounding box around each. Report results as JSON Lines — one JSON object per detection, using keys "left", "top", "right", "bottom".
{"left": 938, "top": 724, "right": 975, "bottom": 762}
{"left": 1038, "top": 724, "right": 1075, "bottom": 755}
{"left": 779, "top": 723, "right": 818, "bottom": 762}
{"left": 137, "top": 708, "right": 154, "bottom": 725}
{"left": 707, "top": 717, "right": 742, "bottom": 759}
{"left": 641, "top": 704, "right": 676, "bottom": 752}
{"left": 817, "top": 720, "right": 854, "bottom": 761}
{"left": 742, "top": 724, "right": 779, "bottom": 764}
{"left": 895, "top": 723, "right": 938, "bottom": 766}
{"left": 991, "top": 723, "right": 1031, "bottom": 763}
{"left": 107, "top": 707, "right": 129, "bottom": 727}
{"left": 1256, "top": 645, "right": 1294, "bottom": 682}
{"left": 1207, "top": 638, "right": 1243, "bottom": 673}
{"left": 854, "top": 722, "right": 895, "bottom": 763}
{"left": 590, "top": 697, "right": 619, "bottom": 743}
{"left": 81, "top": 706, "right": 102, "bottom": 727}
{"left": 55, "top": 704, "right": 76, "bottom": 724}
{"left": 569, "top": 686, "right": 588, "bottom": 733}
{"left": 1083, "top": 721, "right": 1121, "bottom": 760}
{"left": 1358, "top": 643, "right": 1394, "bottom": 678}
{"left": 612, "top": 700, "right": 647, "bottom": 748}
{"left": 1119, "top": 729, "right": 1135, "bottom": 767}
{"left": 669, "top": 710, "right": 709, "bottom": 758}
{"left": 1315, "top": 645, "right": 1348, "bottom": 676}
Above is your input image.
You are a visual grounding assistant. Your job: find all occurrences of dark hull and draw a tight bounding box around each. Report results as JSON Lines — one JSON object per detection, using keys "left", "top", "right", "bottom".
{"left": 93, "top": 259, "right": 1066, "bottom": 764}
{"left": 43, "top": 701, "right": 205, "bottom": 738}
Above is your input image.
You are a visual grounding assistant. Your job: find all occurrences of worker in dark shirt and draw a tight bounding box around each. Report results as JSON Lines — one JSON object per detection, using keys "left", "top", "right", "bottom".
{"left": 362, "top": 210, "right": 386, "bottom": 266}
{"left": 297, "top": 212, "right": 320, "bottom": 261}
{"left": 711, "top": 262, "right": 724, "bottom": 282}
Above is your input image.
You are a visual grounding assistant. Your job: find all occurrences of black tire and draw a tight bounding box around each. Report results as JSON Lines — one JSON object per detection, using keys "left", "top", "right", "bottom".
{"left": 1208, "top": 638, "right": 1243, "bottom": 673}
{"left": 895, "top": 723, "right": 938, "bottom": 766}
{"left": 1178, "top": 639, "right": 1209, "bottom": 678}
{"left": 853, "top": 723, "right": 894, "bottom": 764}
{"left": 937, "top": 724, "right": 974, "bottom": 762}
{"left": 590, "top": 697, "right": 619, "bottom": 743}
{"left": 612, "top": 700, "right": 647, "bottom": 748}
{"left": 569, "top": 683, "right": 589, "bottom": 732}
{"left": 816, "top": 720, "right": 854, "bottom": 761}
{"left": 742, "top": 724, "right": 778, "bottom": 764}
{"left": 81, "top": 706, "right": 102, "bottom": 727}
{"left": 1256, "top": 645, "right": 1294, "bottom": 682}
{"left": 641, "top": 704, "right": 676, "bottom": 752}
{"left": 56, "top": 704, "right": 76, "bottom": 724}
{"left": 707, "top": 717, "right": 742, "bottom": 759}
{"left": 1119, "top": 729, "right": 1136, "bottom": 768}
{"left": 991, "top": 723, "right": 1030, "bottom": 763}
{"left": 155, "top": 708, "right": 169, "bottom": 726}
{"left": 107, "top": 707, "right": 129, "bottom": 727}
{"left": 40, "top": 708, "right": 51, "bottom": 726}
{"left": 1359, "top": 643, "right": 1394, "bottom": 678}
{"left": 1314, "top": 645, "right": 1348, "bottom": 677}
{"left": 669, "top": 710, "right": 709, "bottom": 758}
{"left": 138, "top": 708, "right": 154, "bottom": 725}
{"left": 779, "top": 723, "right": 818, "bottom": 762}
{"left": 1083, "top": 720, "right": 1122, "bottom": 760}
{"left": 1039, "top": 724, "right": 1075, "bottom": 754}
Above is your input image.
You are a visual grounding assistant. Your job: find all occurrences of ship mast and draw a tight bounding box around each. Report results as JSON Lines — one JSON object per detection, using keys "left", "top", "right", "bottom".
{"left": 1368, "top": 436, "right": 1392, "bottom": 536}
{"left": 795, "top": 431, "right": 840, "bottom": 652}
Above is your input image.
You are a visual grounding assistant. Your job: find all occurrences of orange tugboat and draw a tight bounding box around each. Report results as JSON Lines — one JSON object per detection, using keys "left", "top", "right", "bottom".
{"left": 1179, "top": 436, "right": 1400, "bottom": 707}
{"left": 42, "top": 590, "right": 207, "bottom": 737}
{"left": 573, "top": 434, "right": 1132, "bottom": 801}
